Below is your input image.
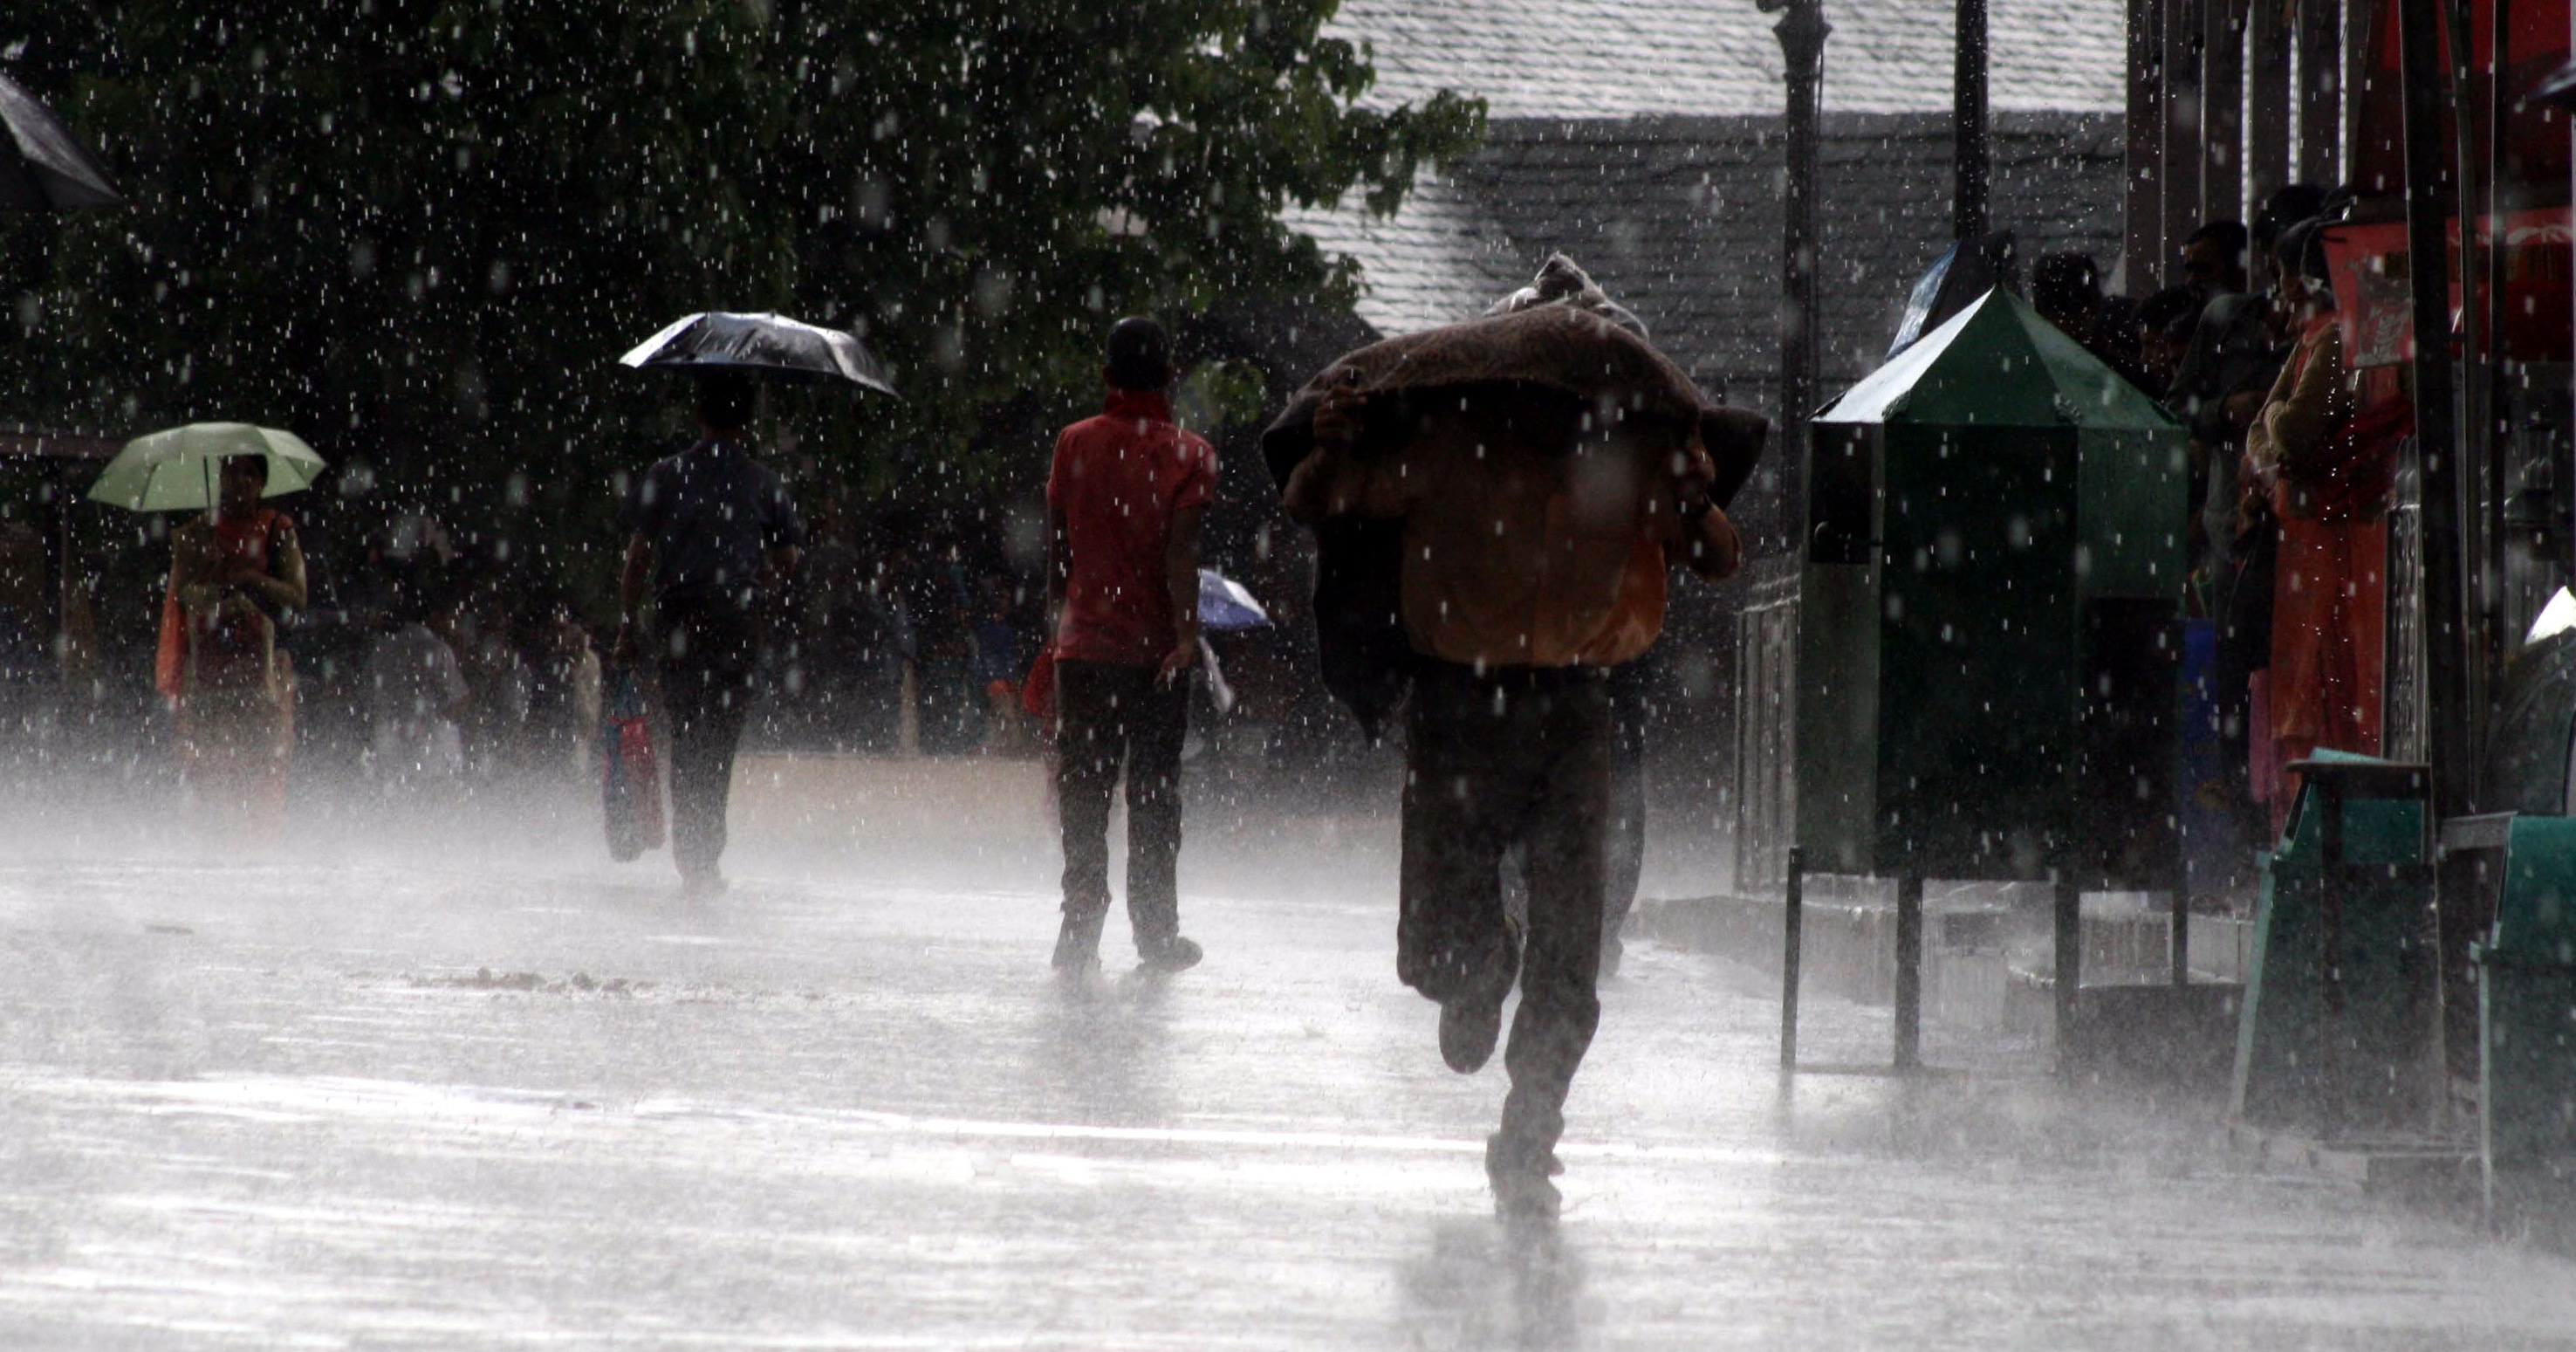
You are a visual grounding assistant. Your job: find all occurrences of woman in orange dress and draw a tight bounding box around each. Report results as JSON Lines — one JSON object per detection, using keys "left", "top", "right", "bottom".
{"left": 2243, "top": 223, "right": 2409, "bottom": 831}
{"left": 157, "top": 455, "right": 306, "bottom": 837}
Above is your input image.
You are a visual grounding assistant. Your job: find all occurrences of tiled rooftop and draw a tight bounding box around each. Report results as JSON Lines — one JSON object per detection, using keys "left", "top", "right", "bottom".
{"left": 1327, "top": 0, "right": 2128, "bottom": 120}
{"left": 1288, "top": 112, "right": 2127, "bottom": 418}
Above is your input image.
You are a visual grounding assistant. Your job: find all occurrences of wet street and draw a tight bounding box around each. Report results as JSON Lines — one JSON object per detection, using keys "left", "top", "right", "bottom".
{"left": 1, "top": 765, "right": 2572, "bottom": 1350}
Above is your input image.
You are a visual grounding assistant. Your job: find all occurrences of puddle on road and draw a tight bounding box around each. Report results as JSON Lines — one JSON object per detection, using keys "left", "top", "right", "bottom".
{"left": 406, "top": 970, "right": 654, "bottom": 996}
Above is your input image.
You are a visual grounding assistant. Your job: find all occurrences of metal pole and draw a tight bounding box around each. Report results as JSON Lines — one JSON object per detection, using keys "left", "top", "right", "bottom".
{"left": 2317, "top": 777, "right": 2346, "bottom": 1137}
{"left": 2293, "top": 0, "right": 2340, "bottom": 189}
{"left": 46, "top": 467, "right": 69, "bottom": 687}
{"left": 2125, "top": 0, "right": 2167, "bottom": 298}
{"left": 1894, "top": 872, "right": 1923, "bottom": 1070}
{"left": 1954, "top": 0, "right": 1990, "bottom": 242}
{"left": 2480, "top": 0, "right": 2512, "bottom": 706}
{"left": 2054, "top": 870, "right": 2083, "bottom": 1074}
{"left": 2397, "top": 0, "right": 2473, "bottom": 820}
{"left": 2448, "top": 0, "right": 2495, "bottom": 788}
{"left": 2203, "top": 0, "right": 2246, "bottom": 229}
{"left": 2171, "top": 848, "right": 2191, "bottom": 986}
{"left": 1781, "top": 846, "right": 1806, "bottom": 1072}
{"left": 1771, "top": 0, "right": 1831, "bottom": 558}
{"left": 2246, "top": 0, "right": 2292, "bottom": 230}
{"left": 2161, "top": 0, "right": 2203, "bottom": 277}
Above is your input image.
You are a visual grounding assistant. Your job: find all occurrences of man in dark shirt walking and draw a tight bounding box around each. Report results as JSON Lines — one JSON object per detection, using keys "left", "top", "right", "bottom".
{"left": 1045, "top": 318, "right": 1213, "bottom": 975}
{"left": 616, "top": 371, "right": 805, "bottom": 896}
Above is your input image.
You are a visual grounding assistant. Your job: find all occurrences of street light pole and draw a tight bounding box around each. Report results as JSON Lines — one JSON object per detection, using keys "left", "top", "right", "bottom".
{"left": 1954, "top": 0, "right": 1990, "bottom": 242}
{"left": 1765, "top": 0, "right": 1830, "bottom": 557}
{"left": 2396, "top": 0, "right": 2471, "bottom": 817}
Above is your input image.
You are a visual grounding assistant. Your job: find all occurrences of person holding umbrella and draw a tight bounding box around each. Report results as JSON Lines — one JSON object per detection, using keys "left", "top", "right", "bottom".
{"left": 91, "top": 423, "right": 322, "bottom": 840}
{"left": 613, "top": 370, "right": 805, "bottom": 897}
{"left": 161, "top": 453, "right": 308, "bottom": 838}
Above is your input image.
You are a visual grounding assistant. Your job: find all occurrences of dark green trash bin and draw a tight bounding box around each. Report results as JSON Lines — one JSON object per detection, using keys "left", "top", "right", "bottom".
{"left": 2478, "top": 816, "right": 2576, "bottom": 1186}
{"left": 2230, "top": 751, "right": 2440, "bottom": 1135}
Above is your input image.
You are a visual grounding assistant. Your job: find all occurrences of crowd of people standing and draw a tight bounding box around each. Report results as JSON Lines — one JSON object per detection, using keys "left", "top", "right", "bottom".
{"left": 2035, "top": 182, "right": 2408, "bottom": 875}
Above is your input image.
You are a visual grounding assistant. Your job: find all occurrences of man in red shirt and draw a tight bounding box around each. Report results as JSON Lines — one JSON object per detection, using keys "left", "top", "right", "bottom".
{"left": 1045, "top": 318, "right": 1215, "bottom": 974}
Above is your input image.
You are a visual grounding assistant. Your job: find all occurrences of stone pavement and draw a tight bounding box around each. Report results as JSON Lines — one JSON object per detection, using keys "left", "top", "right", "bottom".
{"left": 0, "top": 759, "right": 2569, "bottom": 1349}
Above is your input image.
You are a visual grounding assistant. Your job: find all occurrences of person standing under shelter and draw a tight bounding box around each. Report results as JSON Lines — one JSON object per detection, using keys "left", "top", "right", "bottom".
{"left": 615, "top": 370, "right": 804, "bottom": 896}
{"left": 2170, "top": 186, "right": 2320, "bottom": 860}
{"left": 1278, "top": 299, "right": 1746, "bottom": 1220}
{"left": 2244, "top": 216, "right": 2408, "bottom": 831}
{"left": 1045, "top": 317, "right": 1212, "bottom": 975}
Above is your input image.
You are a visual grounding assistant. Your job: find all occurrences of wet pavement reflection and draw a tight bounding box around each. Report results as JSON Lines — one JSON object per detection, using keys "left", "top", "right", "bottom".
{"left": 0, "top": 806, "right": 2570, "bottom": 1349}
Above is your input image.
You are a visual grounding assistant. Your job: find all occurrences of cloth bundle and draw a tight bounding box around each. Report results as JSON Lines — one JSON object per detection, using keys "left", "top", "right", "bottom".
{"left": 1263, "top": 256, "right": 1766, "bottom": 736}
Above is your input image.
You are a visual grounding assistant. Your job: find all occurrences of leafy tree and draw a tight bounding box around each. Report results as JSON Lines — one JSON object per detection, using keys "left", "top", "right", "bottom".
{"left": 0, "top": 1, "right": 1481, "bottom": 594}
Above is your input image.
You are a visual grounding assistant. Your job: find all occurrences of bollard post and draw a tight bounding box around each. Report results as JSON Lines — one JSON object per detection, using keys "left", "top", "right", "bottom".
{"left": 1781, "top": 847, "right": 1805, "bottom": 1073}
{"left": 2316, "top": 778, "right": 2346, "bottom": 1140}
{"left": 2170, "top": 850, "right": 2190, "bottom": 988}
{"left": 1894, "top": 872, "right": 1923, "bottom": 1071}
{"left": 2053, "top": 870, "right": 2081, "bottom": 1075}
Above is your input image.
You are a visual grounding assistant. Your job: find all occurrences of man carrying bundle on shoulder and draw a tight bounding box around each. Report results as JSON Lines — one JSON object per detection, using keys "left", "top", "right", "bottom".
{"left": 1271, "top": 257, "right": 1760, "bottom": 1220}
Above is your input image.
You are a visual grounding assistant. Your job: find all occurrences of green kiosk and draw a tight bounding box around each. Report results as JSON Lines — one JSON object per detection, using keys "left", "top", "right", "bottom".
{"left": 1784, "top": 286, "right": 2190, "bottom": 1069}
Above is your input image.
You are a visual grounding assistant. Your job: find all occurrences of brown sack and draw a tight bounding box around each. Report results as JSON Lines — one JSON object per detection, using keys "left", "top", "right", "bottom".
{"left": 1260, "top": 305, "right": 1764, "bottom": 510}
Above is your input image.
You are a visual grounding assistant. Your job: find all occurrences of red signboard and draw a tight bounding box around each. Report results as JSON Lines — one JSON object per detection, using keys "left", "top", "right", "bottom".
{"left": 2324, "top": 208, "right": 2574, "bottom": 368}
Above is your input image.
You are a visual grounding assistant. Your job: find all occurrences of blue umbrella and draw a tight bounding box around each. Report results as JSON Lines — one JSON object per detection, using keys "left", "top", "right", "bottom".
{"left": 1197, "top": 569, "right": 1269, "bottom": 632}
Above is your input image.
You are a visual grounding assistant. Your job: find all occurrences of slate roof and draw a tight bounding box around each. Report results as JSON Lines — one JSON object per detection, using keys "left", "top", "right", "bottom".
{"left": 1285, "top": 111, "right": 2127, "bottom": 414}
{"left": 1278, "top": 0, "right": 2134, "bottom": 559}
{"left": 1326, "top": 0, "right": 2128, "bottom": 120}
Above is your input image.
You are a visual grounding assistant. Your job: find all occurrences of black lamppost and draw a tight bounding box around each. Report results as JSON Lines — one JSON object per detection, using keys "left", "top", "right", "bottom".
{"left": 2397, "top": 0, "right": 2471, "bottom": 816}
{"left": 1763, "top": 0, "right": 1830, "bottom": 558}
{"left": 1954, "top": 0, "right": 1990, "bottom": 243}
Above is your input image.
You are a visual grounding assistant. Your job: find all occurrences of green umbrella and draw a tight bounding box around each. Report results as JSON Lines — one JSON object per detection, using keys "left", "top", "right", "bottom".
{"left": 86, "top": 423, "right": 326, "bottom": 512}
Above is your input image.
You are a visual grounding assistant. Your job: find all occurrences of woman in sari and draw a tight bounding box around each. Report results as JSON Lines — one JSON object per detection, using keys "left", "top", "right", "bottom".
{"left": 2243, "top": 220, "right": 2410, "bottom": 832}
{"left": 157, "top": 454, "right": 306, "bottom": 837}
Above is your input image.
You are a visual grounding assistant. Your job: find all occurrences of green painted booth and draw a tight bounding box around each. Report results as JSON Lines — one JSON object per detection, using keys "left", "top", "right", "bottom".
{"left": 1796, "top": 286, "right": 2190, "bottom": 887}
{"left": 2479, "top": 815, "right": 2576, "bottom": 1191}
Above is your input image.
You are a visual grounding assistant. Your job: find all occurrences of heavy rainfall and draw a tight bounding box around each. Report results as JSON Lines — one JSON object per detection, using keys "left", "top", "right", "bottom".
{"left": 1, "top": 1, "right": 2573, "bottom": 1348}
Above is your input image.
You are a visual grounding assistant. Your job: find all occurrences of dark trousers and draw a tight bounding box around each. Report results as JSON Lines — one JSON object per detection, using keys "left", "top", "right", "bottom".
{"left": 1401, "top": 661, "right": 1611, "bottom": 1164}
{"left": 658, "top": 598, "right": 757, "bottom": 880}
{"left": 1054, "top": 659, "right": 1189, "bottom": 950}
{"left": 1602, "top": 661, "right": 1650, "bottom": 940}
{"left": 1502, "top": 661, "right": 1647, "bottom": 946}
{"left": 2212, "top": 525, "right": 2277, "bottom": 851}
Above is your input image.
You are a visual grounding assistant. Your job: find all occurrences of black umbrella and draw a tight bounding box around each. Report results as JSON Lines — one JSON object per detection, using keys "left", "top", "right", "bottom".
{"left": 618, "top": 311, "right": 898, "bottom": 396}
{"left": 0, "top": 71, "right": 122, "bottom": 211}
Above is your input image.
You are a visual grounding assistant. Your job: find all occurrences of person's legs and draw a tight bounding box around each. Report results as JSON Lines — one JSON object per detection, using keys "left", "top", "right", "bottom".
{"left": 2230, "top": 526, "right": 2281, "bottom": 848}
{"left": 2268, "top": 518, "right": 2333, "bottom": 831}
{"left": 661, "top": 603, "right": 755, "bottom": 889}
{"left": 693, "top": 611, "right": 757, "bottom": 875}
{"left": 1052, "top": 660, "right": 1129, "bottom": 970}
{"left": 659, "top": 622, "right": 716, "bottom": 881}
{"left": 2210, "top": 550, "right": 2257, "bottom": 867}
{"left": 1599, "top": 663, "right": 1650, "bottom": 974}
{"left": 1401, "top": 663, "right": 1527, "bottom": 1072}
{"left": 1493, "top": 674, "right": 1611, "bottom": 1212}
{"left": 2340, "top": 519, "right": 2388, "bottom": 756}
{"left": 1124, "top": 667, "right": 1196, "bottom": 965}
